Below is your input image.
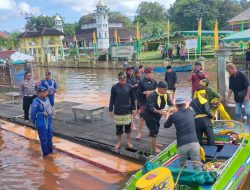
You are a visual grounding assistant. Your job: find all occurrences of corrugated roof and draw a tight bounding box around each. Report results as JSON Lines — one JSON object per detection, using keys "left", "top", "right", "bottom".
{"left": 0, "top": 50, "right": 15, "bottom": 60}
{"left": 227, "top": 7, "right": 250, "bottom": 23}
{"left": 18, "top": 28, "right": 65, "bottom": 38}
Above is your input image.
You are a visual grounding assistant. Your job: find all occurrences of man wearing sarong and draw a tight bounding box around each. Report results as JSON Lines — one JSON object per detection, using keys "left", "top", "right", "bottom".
{"left": 190, "top": 89, "right": 214, "bottom": 145}
{"left": 196, "top": 79, "right": 231, "bottom": 120}
{"left": 136, "top": 67, "right": 157, "bottom": 139}
{"left": 144, "top": 81, "right": 173, "bottom": 153}
{"left": 109, "top": 72, "right": 136, "bottom": 150}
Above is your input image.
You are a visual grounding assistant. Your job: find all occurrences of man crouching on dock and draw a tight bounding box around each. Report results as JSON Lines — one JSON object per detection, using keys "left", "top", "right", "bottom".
{"left": 109, "top": 72, "right": 136, "bottom": 151}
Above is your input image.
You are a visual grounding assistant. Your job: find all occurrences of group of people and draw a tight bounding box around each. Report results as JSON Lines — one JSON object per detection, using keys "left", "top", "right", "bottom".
{"left": 161, "top": 44, "right": 186, "bottom": 62}
{"left": 109, "top": 61, "right": 250, "bottom": 169}
{"left": 20, "top": 71, "right": 58, "bottom": 156}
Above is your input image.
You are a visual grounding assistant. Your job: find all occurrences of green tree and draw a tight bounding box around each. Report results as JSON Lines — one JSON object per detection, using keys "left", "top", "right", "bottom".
{"left": 63, "top": 23, "right": 77, "bottom": 36}
{"left": 109, "top": 12, "right": 133, "bottom": 29}
{"left": 25, "top": 15, "right": 55, "bottom": 31}
{"left": 0, "top": 32, "right": 20, "bottom": 50}
{"left": 240, "top": 0, "right": 250, "bottom": 9}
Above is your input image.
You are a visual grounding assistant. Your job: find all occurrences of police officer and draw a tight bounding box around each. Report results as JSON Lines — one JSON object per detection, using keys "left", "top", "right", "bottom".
{"left": 31, "top": 86, "right": 54, "bottom": 156}
{"left": 40, "top": 71, "right": 58, "bottom": 107}
{"left": 20, "top": 72, "right": 37, "bottom": 122}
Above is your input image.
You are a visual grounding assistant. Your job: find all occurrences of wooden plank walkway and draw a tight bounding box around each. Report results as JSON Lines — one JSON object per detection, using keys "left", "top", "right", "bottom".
{"left": 0, "top": 101, "right": 176, "bottom": 161}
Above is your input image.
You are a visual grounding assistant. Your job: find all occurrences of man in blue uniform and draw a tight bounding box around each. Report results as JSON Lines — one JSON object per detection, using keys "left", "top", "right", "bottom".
{"left": 40, "top": 71, "right": 58, "bottom": 107}
{"left": 31, "top": 86, "right": 54, "bottom": 156}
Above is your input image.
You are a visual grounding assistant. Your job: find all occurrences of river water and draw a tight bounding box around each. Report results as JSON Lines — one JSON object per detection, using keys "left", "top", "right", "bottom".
{"left": 34, "top": 66, "right": 217, "bottom": 106}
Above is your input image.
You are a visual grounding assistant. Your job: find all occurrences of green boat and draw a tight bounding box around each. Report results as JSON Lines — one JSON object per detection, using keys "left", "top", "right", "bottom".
{"left": 125, "top": 120, "right": 250, "bottom": 190}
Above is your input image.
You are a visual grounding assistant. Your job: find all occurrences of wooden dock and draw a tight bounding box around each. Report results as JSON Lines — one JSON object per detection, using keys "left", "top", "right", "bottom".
{"left": 0, "top": 100, "right": 176, "bottom": 161}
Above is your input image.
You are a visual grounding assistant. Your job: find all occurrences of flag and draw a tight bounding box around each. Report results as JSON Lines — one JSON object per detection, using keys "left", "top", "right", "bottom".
{"left": 214, "top": 19, "right": 219, "bottom": 51}
{"left": 73, "top": 33, "right": 78, "bottom": 48}
{"left": 197, "top": 17, "right": 202, "bottom": 54}
{"left": 136, "top": 21, "right": 141, "bottom": 54}
{"left": 92, "top": 32, "right": 98, "bottom": 57}
{"left": 114, "top": 29, "right": 118, "bottom": 44}
{"left": 166, "top": 19, "right": 170, "bottom": 51}
{"left": 240, "top": 21, "right": 244, "bottom": 49}
{"left": 118, "top": 36, "right": 120, "bottom": 44}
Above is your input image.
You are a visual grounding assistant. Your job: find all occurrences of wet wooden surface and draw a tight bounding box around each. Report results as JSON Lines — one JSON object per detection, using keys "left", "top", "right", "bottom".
{"left": 0, "top": 101, "right": 176, "bottom": 161}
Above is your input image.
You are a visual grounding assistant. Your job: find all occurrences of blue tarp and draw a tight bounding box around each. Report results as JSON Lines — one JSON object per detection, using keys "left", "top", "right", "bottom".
{"left": 13, "top": 60, "right": 26, "bottom": 64}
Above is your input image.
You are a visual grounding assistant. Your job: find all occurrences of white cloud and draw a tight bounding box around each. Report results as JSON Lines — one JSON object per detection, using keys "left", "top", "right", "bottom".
{"left": 18, "top": 2, "right": 41, "bottom": 15}
{"left": 55, "top": 0, "right": 175, "bottom": 16}
{"left": 0, "top": 0, "right": 16, "bottom": 10}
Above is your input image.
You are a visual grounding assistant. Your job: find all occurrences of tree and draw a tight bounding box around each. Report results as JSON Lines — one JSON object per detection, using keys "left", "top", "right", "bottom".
{"left": 25, "top": 15, "right": 55, "bottom": 31}
{"left": 109, "top": 12, "right": 133, "bottom": 29}
{"left": 240, "top": 0, "right": 250, "bottom": 9}
{"left": 63, "top": 23, "right": 77, "bottom": 36}
{"left": 0, "top": 32, "right": 20, "bottom": 50}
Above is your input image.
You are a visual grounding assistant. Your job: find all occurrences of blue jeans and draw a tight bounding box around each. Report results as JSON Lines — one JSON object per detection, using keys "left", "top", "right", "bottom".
{"left": 48, "top": 95, "right": 55, "bottom": 107}
{"left": 235, "top": 100, "right": 250, "bottom": 121}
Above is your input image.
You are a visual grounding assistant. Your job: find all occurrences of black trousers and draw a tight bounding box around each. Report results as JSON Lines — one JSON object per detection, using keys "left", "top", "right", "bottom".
{"left": 23, "top": 95, "right": 37, "bottom": 120}
{"left": 195, "top": 118, "right": 214, "bottom": 145}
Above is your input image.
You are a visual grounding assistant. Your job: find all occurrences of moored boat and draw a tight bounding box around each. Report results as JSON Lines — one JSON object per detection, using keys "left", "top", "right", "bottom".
{"left": 125, "top": 120, "right": 250, "bottom": 190}
{"left": 153, "top": 65, "right": 192, "bottom": 73}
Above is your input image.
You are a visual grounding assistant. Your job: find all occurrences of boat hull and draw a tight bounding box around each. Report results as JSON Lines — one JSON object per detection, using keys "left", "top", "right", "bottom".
{"left": 153, "top": 65, "right": 192, "bottom": 73}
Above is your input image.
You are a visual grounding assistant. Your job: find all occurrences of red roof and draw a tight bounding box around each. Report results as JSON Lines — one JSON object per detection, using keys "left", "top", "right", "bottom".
{"left": 0, "top": 50, "right": 15, "bottom": 60}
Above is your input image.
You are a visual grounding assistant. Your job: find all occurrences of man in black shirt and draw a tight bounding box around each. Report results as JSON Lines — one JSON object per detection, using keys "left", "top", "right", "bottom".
{"left": 136, "top": 67, "right": 157, "bottom": 139}
{"left": 190, "top": 89, "right": 214, "bottom": 145}
{"left": 144, "top": 81, "right": 173, "bottom": 153}
{"left": 165, "top": 65, "right": 178, "bottom": 101}
{"left": 226, "top": 63, "right": 250, "bottom": 125}
{"left": 109, "top": 72, "right": 136, "bottom": 150}
{"left": 164, "top": 98, "right": 201, "bottom": 170}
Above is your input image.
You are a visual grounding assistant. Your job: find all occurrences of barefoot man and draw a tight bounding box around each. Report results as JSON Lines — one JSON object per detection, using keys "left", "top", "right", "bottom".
{"left": 109, "top": 72, "right": 136, "bottom": 150}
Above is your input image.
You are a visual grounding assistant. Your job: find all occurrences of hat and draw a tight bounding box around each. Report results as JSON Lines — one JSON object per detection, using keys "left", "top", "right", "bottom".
{"left": 126, "top": 66, "right": 135, "bottom": 71}
{"left": 195, "top": 61, "right": 201, "bottom": 66}
{"left": 175, "top": 98, "right": 186, "bottom": 105}
{"left": 166, "top": 65, "right": 171, "bottom": 70}
{"left": 157, "top": 81, "right": 168, "bottom": 88}
{"left": 199, "top": 79, "right": 209, "bottom": 86}
{"left": 37, "top": 86, "right": 48, "bottom": 93}
{"left": 144, "top": 67, "right": 154, "bottom": 74}
{"left": 134, "top": 67, "right": 140, "bottom": 73}
{"left": 46, "top": 71, "right": 51, "bottom": 75}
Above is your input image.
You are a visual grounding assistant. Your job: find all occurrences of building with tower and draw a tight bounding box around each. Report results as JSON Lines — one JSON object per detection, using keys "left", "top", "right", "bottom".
{"left": 53, "top": 14, "right": 64, "bottom": 33}
{"left": 65, "top": 0, "right": 133, "bottom": 51}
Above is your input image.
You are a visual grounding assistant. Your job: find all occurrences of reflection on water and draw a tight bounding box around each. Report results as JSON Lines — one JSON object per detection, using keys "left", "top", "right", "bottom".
{"left": 35, "top": 66, "right": 217, "bottom": 106}
{"left": 0, "top": 129, "right": 122, "bottom": 190}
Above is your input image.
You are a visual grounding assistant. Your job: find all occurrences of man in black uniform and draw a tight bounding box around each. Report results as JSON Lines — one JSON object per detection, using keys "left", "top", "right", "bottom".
{"left": 190, "top": 89, "right": 214, "bottom": 145}
{"left": 109, "top": 72, "right": 136, "bottom": 150}
{"left": 136, "top": 67, "right": 157, "bottom": 139}
{"left": 165, "top": 65, "right": 178, "bottom": 101}
{"left": 144, "top": 81, "right": 173, "bottom": 153}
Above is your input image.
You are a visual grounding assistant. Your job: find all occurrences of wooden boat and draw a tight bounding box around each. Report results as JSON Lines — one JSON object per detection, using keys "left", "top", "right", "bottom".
{"left": 153, "top": 65, "right": 192, "bottom": 73}
{"left": 125, "top": 120, "right": 250, "bottom": 190}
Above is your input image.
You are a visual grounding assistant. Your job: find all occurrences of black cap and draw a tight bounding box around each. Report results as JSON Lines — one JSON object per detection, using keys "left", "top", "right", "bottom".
{"left": 126, "top": 66, "right": 135, "bottom": 71}
{"left": 157, "top": 81, "right": 168, "bottom": 88}
{"left": 166, "top": 65, "right": 171, "bottom": 70}
{"left": 195, "top": 61, "right": 201, "bottom": 66}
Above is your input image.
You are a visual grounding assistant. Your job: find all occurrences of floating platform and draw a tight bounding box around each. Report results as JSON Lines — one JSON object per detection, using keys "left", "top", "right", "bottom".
{"left": 0, "top": 101, "right": 177, "bottom": 161}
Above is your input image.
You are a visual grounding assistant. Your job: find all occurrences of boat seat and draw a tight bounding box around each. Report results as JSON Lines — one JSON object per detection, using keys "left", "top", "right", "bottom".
{"left": 202, "top": 145, "right": 218, "bottom": 159}
{"left": 217, "top": 144, "right": 239, "bottom": 159}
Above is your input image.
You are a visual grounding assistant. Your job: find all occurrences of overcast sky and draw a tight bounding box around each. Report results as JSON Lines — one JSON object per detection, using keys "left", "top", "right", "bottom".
{"left": 0, "top": 0, "right": 175, "bottom": 32}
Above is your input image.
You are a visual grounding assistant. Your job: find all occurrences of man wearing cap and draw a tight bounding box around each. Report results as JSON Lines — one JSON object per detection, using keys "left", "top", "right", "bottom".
{"left": 139, "top": 65, "right": 145, "bottom": 78}
{"left": 165, "top": 65, "right": 178, "bottom": 101}
{"left": 197, "top": 79, "right": 231, "bottom": 120}
{"left": 164, "top": 98, "right": 201, "bottom": 170}
{"left": 136, "top": 67, "right": 157, "bottom": 139}
{"left": 40, "top": 71, "right": 58, "bottom": 107}
{"left": 20, "top": 72, "right": 38, "bottom": 122}
{"left": 190, "top": 89, "right": 214, "bottom": 145}
{"left": 144, "top": 81, "right": 173, "bottom": 153}
{"left": 109, "top": 72, "right": 136, "bottom": 150}
{"left": 189, "top": 61, "right": 208, "bottom": 98}
{"left": 31, "top": 86, "right": 54, "bottom": 156}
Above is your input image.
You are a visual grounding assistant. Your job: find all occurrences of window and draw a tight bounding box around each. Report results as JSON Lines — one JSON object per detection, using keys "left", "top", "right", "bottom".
{"left": 105, "top": 32, "right": 107, "bottom": 38}
{"left": 98, "top": 16, "right": 99, "bottom": 19}
{"left": 104, "top": 15, "right": 106, "bottom": 19}
{"left": 99, "top": 33, "right": 101, "bottom": 38}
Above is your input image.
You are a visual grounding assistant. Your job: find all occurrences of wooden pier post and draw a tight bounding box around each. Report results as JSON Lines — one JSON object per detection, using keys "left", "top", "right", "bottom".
{"left": 216, "top": 49, "right": 231, "bottom": 102}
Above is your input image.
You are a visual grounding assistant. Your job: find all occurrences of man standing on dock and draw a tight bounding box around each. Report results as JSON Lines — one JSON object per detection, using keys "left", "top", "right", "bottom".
{"left": 189, "top": 61, "right": 208, "bottom": 98}
{"left": 226, "top": 63, "right": 250, "bottom": 126}
{"left": 109, "top": 72, "right": 136, "bottom": 150}
{"left": 136, "top": 67, "right": 157, "bottom": 139}
{"left": 31, "top": 86, "right": 54, "bottom": 156}
{"left": 20, "top": 72, "right": 37, "bottom": 122}
{"left": 40, "top": 71, "right": 58, "bottom": 107}
{"left": 144, "top": 81, "right": 173, "bottom": 153}
{"left": 165, "top": 65, "right": 178, "bottom": 101}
